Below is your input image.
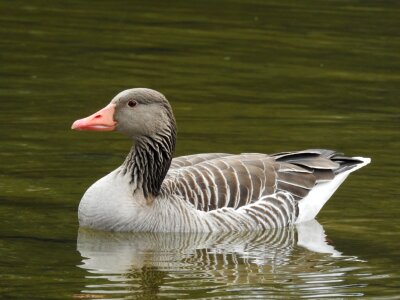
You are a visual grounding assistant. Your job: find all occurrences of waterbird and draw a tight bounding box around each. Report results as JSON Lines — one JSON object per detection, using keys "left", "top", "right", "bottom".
{"left": 72, "top": 88, "right": 370, "bottom": 232}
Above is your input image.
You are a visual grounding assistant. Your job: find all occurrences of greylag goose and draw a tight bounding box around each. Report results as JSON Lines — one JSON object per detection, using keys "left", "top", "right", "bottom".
{"left": 72, "top": 88, "right": 370, "bottom": 232}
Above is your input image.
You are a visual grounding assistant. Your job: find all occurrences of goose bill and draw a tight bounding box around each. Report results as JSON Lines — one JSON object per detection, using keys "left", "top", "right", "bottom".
{"left": 71, "top": 103, "right": 117, "bottom": 131}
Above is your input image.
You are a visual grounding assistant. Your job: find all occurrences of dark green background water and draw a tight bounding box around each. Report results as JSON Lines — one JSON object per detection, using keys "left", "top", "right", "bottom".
{"left": 1, "top": 0, "right": 399, "bottom": 299}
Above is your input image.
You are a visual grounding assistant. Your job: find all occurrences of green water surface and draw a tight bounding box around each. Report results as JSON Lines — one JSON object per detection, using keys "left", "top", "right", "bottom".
{"left": 0, "top": 0, "right": 399, "bottom": 299}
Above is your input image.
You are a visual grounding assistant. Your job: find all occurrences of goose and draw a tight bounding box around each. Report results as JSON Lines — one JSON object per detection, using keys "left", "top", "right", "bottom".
{"left": 71, "top": 88, "right": 370, "bottom": 232}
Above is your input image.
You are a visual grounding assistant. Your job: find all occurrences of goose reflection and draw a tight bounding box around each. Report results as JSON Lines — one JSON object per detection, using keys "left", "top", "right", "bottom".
{"left": 76, "top": 220, "right": 365, "bottom": 299}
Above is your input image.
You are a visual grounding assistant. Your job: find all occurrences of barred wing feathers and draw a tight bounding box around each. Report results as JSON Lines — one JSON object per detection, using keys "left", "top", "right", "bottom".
{"left": 164, "top": 150, "right": 364, "bottom": 227}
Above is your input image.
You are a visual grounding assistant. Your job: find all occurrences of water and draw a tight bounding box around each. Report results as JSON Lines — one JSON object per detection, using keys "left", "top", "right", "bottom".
{"left": 0, "top": 0, "right": 399, "bottom": 298}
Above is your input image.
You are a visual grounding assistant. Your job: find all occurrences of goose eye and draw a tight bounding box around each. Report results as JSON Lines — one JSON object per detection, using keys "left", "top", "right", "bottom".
{"left": 127, "top": 100, "right": 137, "bottom": 108}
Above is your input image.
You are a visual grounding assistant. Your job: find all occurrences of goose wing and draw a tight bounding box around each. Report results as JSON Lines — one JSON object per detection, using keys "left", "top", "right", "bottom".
{"left": 165, "top": 149, "right": 352, "bottom": 212}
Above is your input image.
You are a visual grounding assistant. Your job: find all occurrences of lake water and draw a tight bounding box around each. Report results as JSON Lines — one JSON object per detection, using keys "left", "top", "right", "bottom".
{"left": 0, "top": 0, "right": 399, "bottom": 299}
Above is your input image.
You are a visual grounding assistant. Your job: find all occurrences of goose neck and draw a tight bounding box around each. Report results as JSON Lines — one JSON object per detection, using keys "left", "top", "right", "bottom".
{"left": 123, "top": 130, "right": 176, "bottom": 199}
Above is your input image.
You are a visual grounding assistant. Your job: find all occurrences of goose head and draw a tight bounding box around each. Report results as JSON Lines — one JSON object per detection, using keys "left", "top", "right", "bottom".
{"left": 71, "top": 88, "right": 176, "bottom": 141}
{"left": 72, "top": 88, "right": 177, "bottom": 200}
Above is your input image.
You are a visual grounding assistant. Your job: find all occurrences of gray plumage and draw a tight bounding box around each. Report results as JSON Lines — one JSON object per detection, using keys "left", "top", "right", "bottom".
{"left": 74, "top": 88, "right": 370, "bottom": 232}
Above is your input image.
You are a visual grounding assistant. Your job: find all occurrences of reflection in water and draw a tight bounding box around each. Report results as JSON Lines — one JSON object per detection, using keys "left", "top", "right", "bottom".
{"left": 76, "top": 220, "right": 368, "bottom": 299}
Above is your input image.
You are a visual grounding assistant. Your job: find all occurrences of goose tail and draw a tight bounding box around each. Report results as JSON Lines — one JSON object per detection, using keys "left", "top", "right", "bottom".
{"left": 296, "top": 156, "right": 371, "bottom": 224}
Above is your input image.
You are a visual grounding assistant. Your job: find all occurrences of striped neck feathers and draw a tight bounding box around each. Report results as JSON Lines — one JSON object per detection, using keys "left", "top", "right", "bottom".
{"left": 123, "top": 124, "right": 176, "bottom": 200}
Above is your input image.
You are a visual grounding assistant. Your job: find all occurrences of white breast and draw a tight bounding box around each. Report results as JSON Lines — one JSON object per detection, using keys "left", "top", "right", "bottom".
{"left": 78, "top": 168, "right": 145, "bottom": 231}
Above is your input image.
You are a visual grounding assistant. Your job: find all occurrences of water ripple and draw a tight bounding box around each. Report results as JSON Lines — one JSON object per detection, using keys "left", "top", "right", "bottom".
{"left": 75, "top": 220, "right": 383, "bottom": 299}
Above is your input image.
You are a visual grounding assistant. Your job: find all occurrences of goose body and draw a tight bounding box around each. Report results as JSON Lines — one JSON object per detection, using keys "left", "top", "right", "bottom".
{"left": 72, "top": 88, "right": 370, "bottom": 232}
